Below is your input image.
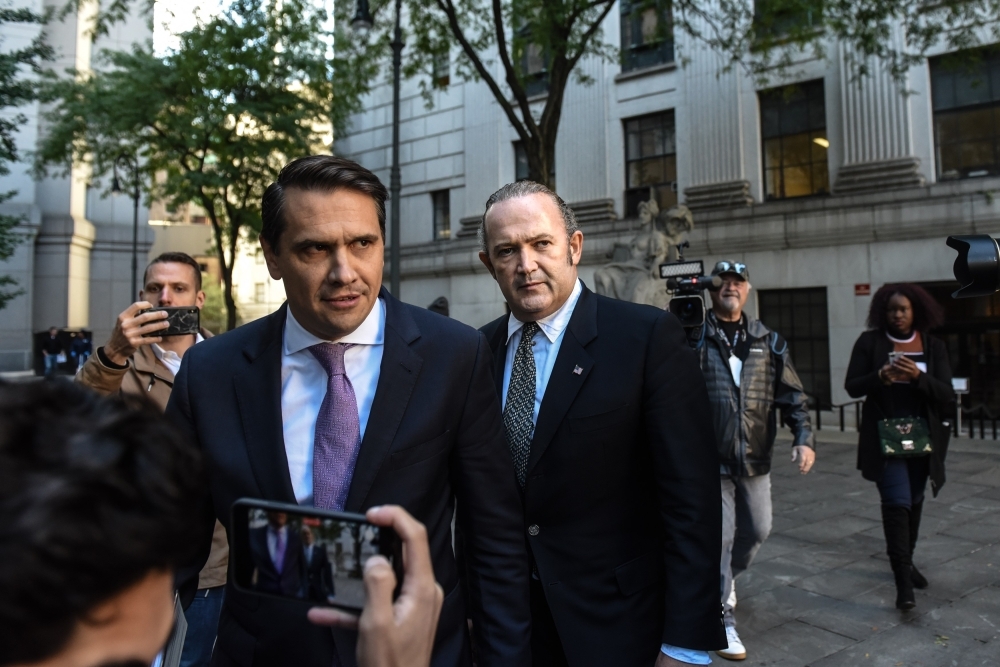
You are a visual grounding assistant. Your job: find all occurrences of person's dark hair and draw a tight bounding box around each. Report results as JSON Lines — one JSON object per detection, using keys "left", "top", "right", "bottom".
{"left": 144, "top": 251, "right": 203, "bottom": 291}
{"left": 479, "top": 180, "right": 579, "bottom": 253}
{"left": 866, "top": 283, "right": 945, "bottom": 332}
{"left": 0, "top": 380, "right": 205, "bottom": 665}
{"left": 261, "top": 155, "right": 389, "bottom": 252}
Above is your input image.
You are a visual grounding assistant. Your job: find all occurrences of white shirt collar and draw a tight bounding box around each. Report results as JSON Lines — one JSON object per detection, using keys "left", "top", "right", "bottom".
{"left": 151, "top": 332, "right": 204, "bottom": 362}
{"left": 506, "top": 279, "right": 584, "bottom": 345}
{"left": 284, "top": 299, "right": 385, "bottom": 356}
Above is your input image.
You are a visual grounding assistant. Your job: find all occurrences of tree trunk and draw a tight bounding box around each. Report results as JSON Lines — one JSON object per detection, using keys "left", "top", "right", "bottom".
{"left": 202, "top": 194, "right": 238, "bottom": 332}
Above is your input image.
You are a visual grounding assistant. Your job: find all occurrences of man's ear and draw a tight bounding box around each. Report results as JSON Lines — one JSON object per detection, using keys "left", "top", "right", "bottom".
{"left": 260, "top": 239, "right": 282, "bottom": 281}
{"left": 569, "top": 230, "right": 584, "bottom": 266}
{"left": 195, "top": 290, "right": 206, "bottom": 310}
{"left": 479, "top": 251, "right": 497, "bottom": 280}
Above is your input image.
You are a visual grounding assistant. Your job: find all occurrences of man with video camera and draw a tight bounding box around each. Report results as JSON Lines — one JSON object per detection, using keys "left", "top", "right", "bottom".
{"left": 697, "top": 260, "right": 815, "bottom": 662}
{"left": 76, "top": 250, "right": 227, "bottom": 667}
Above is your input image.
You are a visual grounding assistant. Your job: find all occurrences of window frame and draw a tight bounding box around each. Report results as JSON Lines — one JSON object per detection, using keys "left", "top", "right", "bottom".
{"left": 929, "top": 49, "right": 1000, "bottom": 181}
{"left": 620, "top": 0, "right": 674, "bottom": 73}
{"left": 623, "top": 109, "right": 678, "bottom": 218}
{"left": 758, "top": 79, "right": 830, "bottom": 201}
{"left": 431, "top": 189, "right": 451, "bottom": 241}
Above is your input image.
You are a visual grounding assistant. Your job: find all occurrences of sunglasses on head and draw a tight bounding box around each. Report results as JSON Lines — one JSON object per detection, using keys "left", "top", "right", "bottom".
{"left": 714, "top": 261, "right": 747, "bottom": 275}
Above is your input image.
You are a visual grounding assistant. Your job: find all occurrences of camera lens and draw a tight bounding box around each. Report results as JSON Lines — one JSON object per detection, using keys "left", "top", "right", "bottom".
{"left": 947, "top": 235, "right": 1000, "bottom": 298}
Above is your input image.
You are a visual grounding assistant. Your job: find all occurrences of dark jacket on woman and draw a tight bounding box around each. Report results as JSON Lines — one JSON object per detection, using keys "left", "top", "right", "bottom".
{"left": 845, "top": 330, "right": 955, "bottom": 496}
{"left": 698, "top": 316, "right": 814, "bottom": 477}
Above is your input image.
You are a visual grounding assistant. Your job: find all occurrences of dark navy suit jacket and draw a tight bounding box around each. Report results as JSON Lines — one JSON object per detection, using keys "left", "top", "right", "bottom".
{"left": 481, "top": 286, "right": 726, "bottom": 666}
{"left": 168, "top": 289, "right": 530, "bottom": 667}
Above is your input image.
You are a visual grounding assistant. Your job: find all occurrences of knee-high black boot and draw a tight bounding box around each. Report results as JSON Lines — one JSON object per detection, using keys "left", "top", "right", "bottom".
{"left": 909, "top": 500, "right": 928, "bottom": 589}
{"left": 882, "top": 505, "right": 915, "bottom": 610}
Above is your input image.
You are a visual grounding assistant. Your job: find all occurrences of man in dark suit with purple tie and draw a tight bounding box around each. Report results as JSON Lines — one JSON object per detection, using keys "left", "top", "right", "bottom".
{"left": 167, "top": 156, "right": 530, "bottom": 667}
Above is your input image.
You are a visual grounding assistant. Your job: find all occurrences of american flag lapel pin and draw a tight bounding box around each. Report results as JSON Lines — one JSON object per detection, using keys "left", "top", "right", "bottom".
{"left": 573, "top": 365, "right": 583, "bottom": 375}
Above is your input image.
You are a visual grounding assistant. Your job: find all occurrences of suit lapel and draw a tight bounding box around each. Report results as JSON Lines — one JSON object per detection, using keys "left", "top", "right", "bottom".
{"left": 488, "top": 315, "right": 511, "bottom": 398}
{"left": 526, "top": 288, "right": 598, "bottom": 477}
{"left": 234, "top": 304, "right": 297, "bottom": 503}
{"left": 344, "top": 289, "right": 423, "bottom": 512}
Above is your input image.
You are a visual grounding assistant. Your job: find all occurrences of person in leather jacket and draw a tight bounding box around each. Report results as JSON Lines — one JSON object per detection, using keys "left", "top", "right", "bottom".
{"left": 695, "top": 261, "right": 815, "bottom": 662}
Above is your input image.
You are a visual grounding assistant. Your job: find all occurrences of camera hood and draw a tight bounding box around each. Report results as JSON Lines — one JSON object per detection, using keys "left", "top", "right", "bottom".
{"left": 946, "top": 235, "right": 1000, "bottom": 298}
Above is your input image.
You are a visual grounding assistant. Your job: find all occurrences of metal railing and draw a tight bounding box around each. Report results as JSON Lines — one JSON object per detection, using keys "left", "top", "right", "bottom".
{"left": 804, "top": 395, "right": 863, "bottom": 432}
{"left": 957, "top": 404, "right": 999, "bottom": 440}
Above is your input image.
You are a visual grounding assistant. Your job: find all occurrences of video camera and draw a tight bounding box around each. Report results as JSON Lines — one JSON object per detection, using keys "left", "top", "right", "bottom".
{"left": 659, "top": 247, "right": 722, "bottom": 329}
{"left": 947, "top": 235, "right": 999, "bottom": 298}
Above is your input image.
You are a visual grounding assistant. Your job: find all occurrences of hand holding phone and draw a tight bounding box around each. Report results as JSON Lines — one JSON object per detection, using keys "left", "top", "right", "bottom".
{"left": 308, "top": 506, "right": 444, "bottom": 667}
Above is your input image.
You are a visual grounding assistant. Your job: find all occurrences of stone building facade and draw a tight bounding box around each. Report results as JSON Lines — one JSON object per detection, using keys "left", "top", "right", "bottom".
{"left": 336, "top": 6, "right": 1000, "bottom": 411}
{"left": 0, "top": 0, "right": 152, "bottom": 372}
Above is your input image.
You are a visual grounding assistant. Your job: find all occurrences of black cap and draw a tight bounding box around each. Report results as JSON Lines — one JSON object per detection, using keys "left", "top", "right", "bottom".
{"left": 711, "top": 260, "right": 749, "bottom": 281}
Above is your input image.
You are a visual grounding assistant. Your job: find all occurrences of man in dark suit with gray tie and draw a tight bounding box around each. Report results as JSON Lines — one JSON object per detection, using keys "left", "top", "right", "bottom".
{"left": 477, "top": 181, "right": 726, "bottom": 667}
{"left": 167, "top": 156, "right": 530, "bottom": 667}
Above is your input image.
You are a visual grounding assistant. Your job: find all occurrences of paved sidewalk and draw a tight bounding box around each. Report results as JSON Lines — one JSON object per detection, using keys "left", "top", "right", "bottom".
{"left": 729, "top": 431, "right": 1000, "bottom": 666}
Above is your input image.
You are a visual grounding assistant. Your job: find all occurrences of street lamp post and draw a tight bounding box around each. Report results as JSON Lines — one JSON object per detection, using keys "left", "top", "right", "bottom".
{"left": 112, "top": 153, "right": 141, "bottom": 300}
{"left": 353, "top": 0, "right": 403, "bottom": 297}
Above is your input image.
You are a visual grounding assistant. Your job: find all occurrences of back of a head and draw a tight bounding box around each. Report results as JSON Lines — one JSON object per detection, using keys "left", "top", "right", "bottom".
{"left": 0, "top": 381, "right": 205, "bottom": 665}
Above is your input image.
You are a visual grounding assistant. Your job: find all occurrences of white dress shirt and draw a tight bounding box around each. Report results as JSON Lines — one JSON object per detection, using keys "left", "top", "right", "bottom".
{"left": 281, "top": 300, "right": 385, "bottom": 505}
{"left": 501, "top": 279, "right": 583, "bottom": 418}
{"left": 501, "top": 280, "right": 709, "bottom": 666}
{"left": 152, "top": 333, "right": 204, "bottom": 377}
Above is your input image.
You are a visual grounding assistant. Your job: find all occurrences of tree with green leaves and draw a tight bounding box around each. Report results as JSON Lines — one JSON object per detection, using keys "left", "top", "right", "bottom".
{"left": 0, "top": 6, "right": 52, "bottom": 310}
{"left": 36, "top": 0, "right": 354, "bottom": 330}
{"left": 340, "top": 0, "right": 999, "bottom": 190}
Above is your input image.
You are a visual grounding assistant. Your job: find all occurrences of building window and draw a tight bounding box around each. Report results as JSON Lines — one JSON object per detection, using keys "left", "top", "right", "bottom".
{"left": 624, "top": 110, "right": 677, "bottom": 217}
{"left": 433, "top": 52, "right": 450, "bottom": 88}
{"left": 753, "top": 0, "right": 823, "bottom": 41}
{"left": 930, "top": 49, "right": 1000, "bottom": 181}
{"left": 515, "top": 25, "right": 549, "bottom": 97}
{"left": 759, "top": 79, "right": 829, "bottom": 200}
{"left": 620, "top": 0, "right": 673, "bottom": 72}
{"left": 514, "top": 141, "right": 555, "bottom": 187}
{"left": 254, "top": 283, "right": 265, "bottom": 303}
{"left": 255, "top": 248, "right": 264, "bottom": 264}
{"left": 432, "top": 190, "right": 450, "bottom": 240}
{"left": 758, "top": 287, "right": 831, "bottom": 408}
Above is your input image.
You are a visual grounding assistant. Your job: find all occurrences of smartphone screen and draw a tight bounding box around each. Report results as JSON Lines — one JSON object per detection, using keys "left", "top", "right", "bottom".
{"left": 141, "top": 307, "right": 200, "bottom": 337}
{"left": 230, "top": 499, "right": 401, "bottom": 612}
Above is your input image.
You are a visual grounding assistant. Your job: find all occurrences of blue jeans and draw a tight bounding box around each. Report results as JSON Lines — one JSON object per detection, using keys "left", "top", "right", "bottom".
{"left": 180, "top": 586, "right": 224, "bottom": 667}
{"left": 43, "top": 354, "right": 59, "bottom": 377}
{"left": 876, "top": 457, "right": 929, "bottom": 509}
{"left": 720, "top": 474, "right": 772, "bottom": 626}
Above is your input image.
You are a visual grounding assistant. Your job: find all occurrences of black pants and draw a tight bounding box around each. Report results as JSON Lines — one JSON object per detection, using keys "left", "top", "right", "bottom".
{"left": 530, "top": 578, "right": 569, "bottom": 667}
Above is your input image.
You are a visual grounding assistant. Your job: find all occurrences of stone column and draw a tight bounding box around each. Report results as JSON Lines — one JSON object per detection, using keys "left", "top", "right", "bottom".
{"left": 32, "top": 0, "right": 98, "bottom": 331}
{"left": 680, "top": 28, "right": 754, "bottom": 210}
{"left": 833, "top": 35, "right": 926, "bottom": 194}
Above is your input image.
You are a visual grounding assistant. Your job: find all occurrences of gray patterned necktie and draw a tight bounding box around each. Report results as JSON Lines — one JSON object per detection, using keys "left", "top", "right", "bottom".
{"left": 504, "top": 322, "right": 539, "bottom": 487}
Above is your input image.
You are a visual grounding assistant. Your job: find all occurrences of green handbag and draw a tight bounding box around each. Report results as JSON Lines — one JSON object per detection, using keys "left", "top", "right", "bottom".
{"left": 877, "top": 417, "right": 933, "bottom": 457}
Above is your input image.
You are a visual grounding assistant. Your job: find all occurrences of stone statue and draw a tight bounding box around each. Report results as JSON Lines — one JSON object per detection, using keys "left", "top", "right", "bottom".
{"left": 594, "top": 199, "right": 694, "bottom": 308}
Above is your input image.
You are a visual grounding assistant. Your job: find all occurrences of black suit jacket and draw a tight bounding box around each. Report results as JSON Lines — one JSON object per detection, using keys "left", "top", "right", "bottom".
{"left": 304, "top": 544, "right": 333, "bottom": 601}
{"left": 167, "top": 289, "right": 530, "bottom": 667}
{"left": 249, "top": 527, "right": 306, "bottom": 598}
{"left": 481, "top": 287, "right": 726, "bottom": 666}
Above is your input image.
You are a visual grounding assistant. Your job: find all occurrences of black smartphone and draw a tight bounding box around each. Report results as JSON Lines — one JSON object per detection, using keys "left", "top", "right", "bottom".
{"left": 141, "top": 306, "right": 200, "bottom": 337}
{"left": 230, "top": 499, "right": 403, "bottom": 612}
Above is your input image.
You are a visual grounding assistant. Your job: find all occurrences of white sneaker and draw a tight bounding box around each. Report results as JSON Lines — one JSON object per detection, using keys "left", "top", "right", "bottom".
{"left": 727, "top": 581, "right": 737, "bottom": 610}
{"left": 716, "top": 625, "right": 747, "bottom": 661}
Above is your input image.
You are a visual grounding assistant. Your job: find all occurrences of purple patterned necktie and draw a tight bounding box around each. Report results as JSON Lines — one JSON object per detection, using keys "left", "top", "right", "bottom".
{"left": 272, "top": 528, "right": 286, "bottom": 573}
{"left": 309, "top": 343, "right": 361, "bottom": 511}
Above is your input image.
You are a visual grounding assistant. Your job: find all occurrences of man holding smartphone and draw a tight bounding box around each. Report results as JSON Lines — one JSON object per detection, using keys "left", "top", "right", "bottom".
{"left": 76, "top": 250, "right": 227, "bottom": 667}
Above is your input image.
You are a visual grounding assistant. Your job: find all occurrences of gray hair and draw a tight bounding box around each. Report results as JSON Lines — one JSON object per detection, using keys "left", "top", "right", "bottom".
{"left": 479, "top": 180, "right": 579, "bottom": 253}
